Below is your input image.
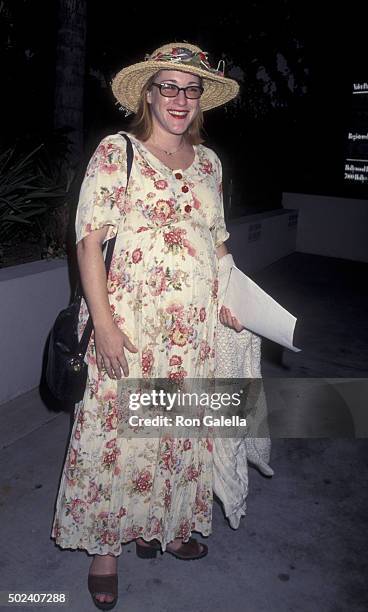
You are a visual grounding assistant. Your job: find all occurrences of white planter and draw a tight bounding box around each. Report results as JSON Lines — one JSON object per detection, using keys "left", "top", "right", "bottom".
{"left": 282, "top": 193, "right": 368, "bottom": 262}
{"left": 227, "top": 208, "right": 298, "bottom": 273}
{"left": 0, "top": 259, "right": 70, "bottom": 405}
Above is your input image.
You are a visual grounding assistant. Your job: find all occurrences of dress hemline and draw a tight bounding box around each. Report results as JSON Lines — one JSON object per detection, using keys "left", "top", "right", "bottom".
{"left": 51, "top": 525, "right": 212, "bottom": 557}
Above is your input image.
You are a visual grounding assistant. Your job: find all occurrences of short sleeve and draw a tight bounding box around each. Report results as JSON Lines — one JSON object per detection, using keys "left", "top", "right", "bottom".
{"left": 210, "top": 153, "right": 230, "bottom": 247}
{"left": 75, "top": 134, "right": 128, "bottom": 244}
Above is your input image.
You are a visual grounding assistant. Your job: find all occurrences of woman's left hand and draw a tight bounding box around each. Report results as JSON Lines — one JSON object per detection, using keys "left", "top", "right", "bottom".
{"left": 219, "top": 305, "right": 245, "bottom": 332}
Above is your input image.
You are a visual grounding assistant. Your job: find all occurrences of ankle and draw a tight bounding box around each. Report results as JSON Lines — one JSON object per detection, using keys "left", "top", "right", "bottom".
{"left": 89, "top": 553, "right": 118, "bottom": 571}
{"left": 137, "top": 537, "right": 153, "bottom": 546}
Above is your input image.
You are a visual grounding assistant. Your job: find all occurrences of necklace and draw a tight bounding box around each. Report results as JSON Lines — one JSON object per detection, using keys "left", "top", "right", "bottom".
{"left": 149, "top": 139, "right": 185, "bottom": 157}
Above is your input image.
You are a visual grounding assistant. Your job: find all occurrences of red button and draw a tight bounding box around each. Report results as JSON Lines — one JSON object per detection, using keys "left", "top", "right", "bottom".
{"left": 181, "top": 185, "right": 189, "bottom": 193}
{"left": 175, "top": 172, "right": 183, "bottom": 180}
{"left": 184, "top": 205, "right": 192, "bottom": 213}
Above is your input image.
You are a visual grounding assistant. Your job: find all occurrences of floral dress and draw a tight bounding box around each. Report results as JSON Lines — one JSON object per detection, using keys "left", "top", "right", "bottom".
{"left": 51, "top": 131, "right": 230, "bottom": 555}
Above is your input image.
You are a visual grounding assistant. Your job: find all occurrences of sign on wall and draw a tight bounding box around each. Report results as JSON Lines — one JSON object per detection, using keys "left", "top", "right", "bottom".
{"left": 344, "top": 82, "right": 368, "bottom": 192}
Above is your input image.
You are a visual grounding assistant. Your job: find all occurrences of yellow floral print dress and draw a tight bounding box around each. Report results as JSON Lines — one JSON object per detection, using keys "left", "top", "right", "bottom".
{"left": 51, "top": 131, "right": 230, "bottom": 555}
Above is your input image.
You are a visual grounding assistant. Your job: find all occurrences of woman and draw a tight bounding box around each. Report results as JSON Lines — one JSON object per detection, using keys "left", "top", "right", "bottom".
{"left": 51, "top": 42, "right": 243, "bottom": 609}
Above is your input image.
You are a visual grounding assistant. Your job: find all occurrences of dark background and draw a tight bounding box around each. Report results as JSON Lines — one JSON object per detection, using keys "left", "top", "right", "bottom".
{"left": 1, "top": 0, "right": 367, "bottom": 251}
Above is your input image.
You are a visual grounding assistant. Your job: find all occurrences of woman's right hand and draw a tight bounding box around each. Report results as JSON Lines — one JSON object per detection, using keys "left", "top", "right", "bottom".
{"left": 94, "top": 320, "right": 139, "bottom": 379}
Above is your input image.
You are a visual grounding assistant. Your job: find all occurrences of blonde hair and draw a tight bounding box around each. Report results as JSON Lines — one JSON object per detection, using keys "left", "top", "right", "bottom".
{"left": 128, "top": 72, "right": 206, "bottom": 145}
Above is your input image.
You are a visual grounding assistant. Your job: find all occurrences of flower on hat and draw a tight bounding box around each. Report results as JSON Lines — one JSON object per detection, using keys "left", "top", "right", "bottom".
{"left": 148, "top": 47, "right": 220, "bottom": 75}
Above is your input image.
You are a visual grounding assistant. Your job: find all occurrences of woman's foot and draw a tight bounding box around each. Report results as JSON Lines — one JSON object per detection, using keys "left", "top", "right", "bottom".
{"left": 136, "top": 536, "right": 183, "bottom": 551}
{"left": 136, "top": 536, "right": 207, "bottom": 558}
{"left": 88, "top": 554, "right": 117, "bottom": 606}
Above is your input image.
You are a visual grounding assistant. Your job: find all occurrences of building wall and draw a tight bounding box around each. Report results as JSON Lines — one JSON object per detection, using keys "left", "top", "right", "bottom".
{"left": 282, "top": 193, "right": 368, "bottom": 263}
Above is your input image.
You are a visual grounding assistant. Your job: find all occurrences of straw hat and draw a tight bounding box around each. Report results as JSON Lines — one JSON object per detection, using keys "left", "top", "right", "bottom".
{"left": 111, "top": 42, "right": 240, "bottom": 114}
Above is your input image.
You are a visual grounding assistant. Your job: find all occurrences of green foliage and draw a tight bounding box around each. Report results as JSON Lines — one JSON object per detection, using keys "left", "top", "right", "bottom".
{"left": 0, "top": 137, "right": 75, "bottom": 267}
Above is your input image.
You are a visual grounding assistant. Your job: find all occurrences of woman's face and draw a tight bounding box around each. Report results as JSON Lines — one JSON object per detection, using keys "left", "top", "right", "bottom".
{"left": 146, "top": 69, "right": 202, "bottom": 136}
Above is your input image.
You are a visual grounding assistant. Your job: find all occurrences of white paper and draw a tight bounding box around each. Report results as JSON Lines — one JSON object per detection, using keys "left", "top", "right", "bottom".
{"left": 223, "top": 265, "right": 301, "bottom": 352}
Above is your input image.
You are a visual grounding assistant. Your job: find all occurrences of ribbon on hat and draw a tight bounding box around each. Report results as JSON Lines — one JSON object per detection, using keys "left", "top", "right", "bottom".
{"left": 114, "top": 101, "right": 134, "bottom": 116}
{"left": 145, "top": 47, "right": 225, "bottom": 77}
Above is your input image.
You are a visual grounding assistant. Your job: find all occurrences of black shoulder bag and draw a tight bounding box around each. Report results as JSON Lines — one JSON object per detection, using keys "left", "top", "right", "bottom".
{"left": 46, "top": 133, "right": 133, "bottom": 403}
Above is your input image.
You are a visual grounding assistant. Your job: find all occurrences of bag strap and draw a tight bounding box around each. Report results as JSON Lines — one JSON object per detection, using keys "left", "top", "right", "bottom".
{"left": 78, "top": 133, "right": 134, "bottom": 357}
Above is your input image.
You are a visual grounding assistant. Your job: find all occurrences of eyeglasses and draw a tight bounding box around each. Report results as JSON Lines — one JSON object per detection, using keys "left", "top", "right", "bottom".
{"left": 151, "top": 82, "right": 204, "bottom": 99}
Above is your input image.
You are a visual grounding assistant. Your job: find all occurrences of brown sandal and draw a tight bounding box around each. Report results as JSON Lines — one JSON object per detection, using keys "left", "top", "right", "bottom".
{"left": 87, "top": 573, "right": 118, "bottom": 610}
{"left": 136, "top": 537, "right": 208, "bottom": 560}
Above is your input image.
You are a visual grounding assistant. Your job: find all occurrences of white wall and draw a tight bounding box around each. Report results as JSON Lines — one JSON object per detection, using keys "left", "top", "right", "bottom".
{"left": 282, "top": 192, "right": 368, "bottom": 263}
{"left": 227, "top": 208, "right": 298, "bottom": 273}
{"left": 0, "top": 259, "right": 70, "bottom": 404}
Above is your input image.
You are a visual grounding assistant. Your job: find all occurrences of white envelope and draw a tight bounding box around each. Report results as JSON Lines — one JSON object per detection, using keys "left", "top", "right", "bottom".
{"left": 223, "top": 265, "right": 301, "bottom": 352}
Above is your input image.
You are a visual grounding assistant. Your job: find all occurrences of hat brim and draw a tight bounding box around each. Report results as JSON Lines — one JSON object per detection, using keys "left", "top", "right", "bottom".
{"left": 111, "top": 60, "right": 240, "bottom": 113}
